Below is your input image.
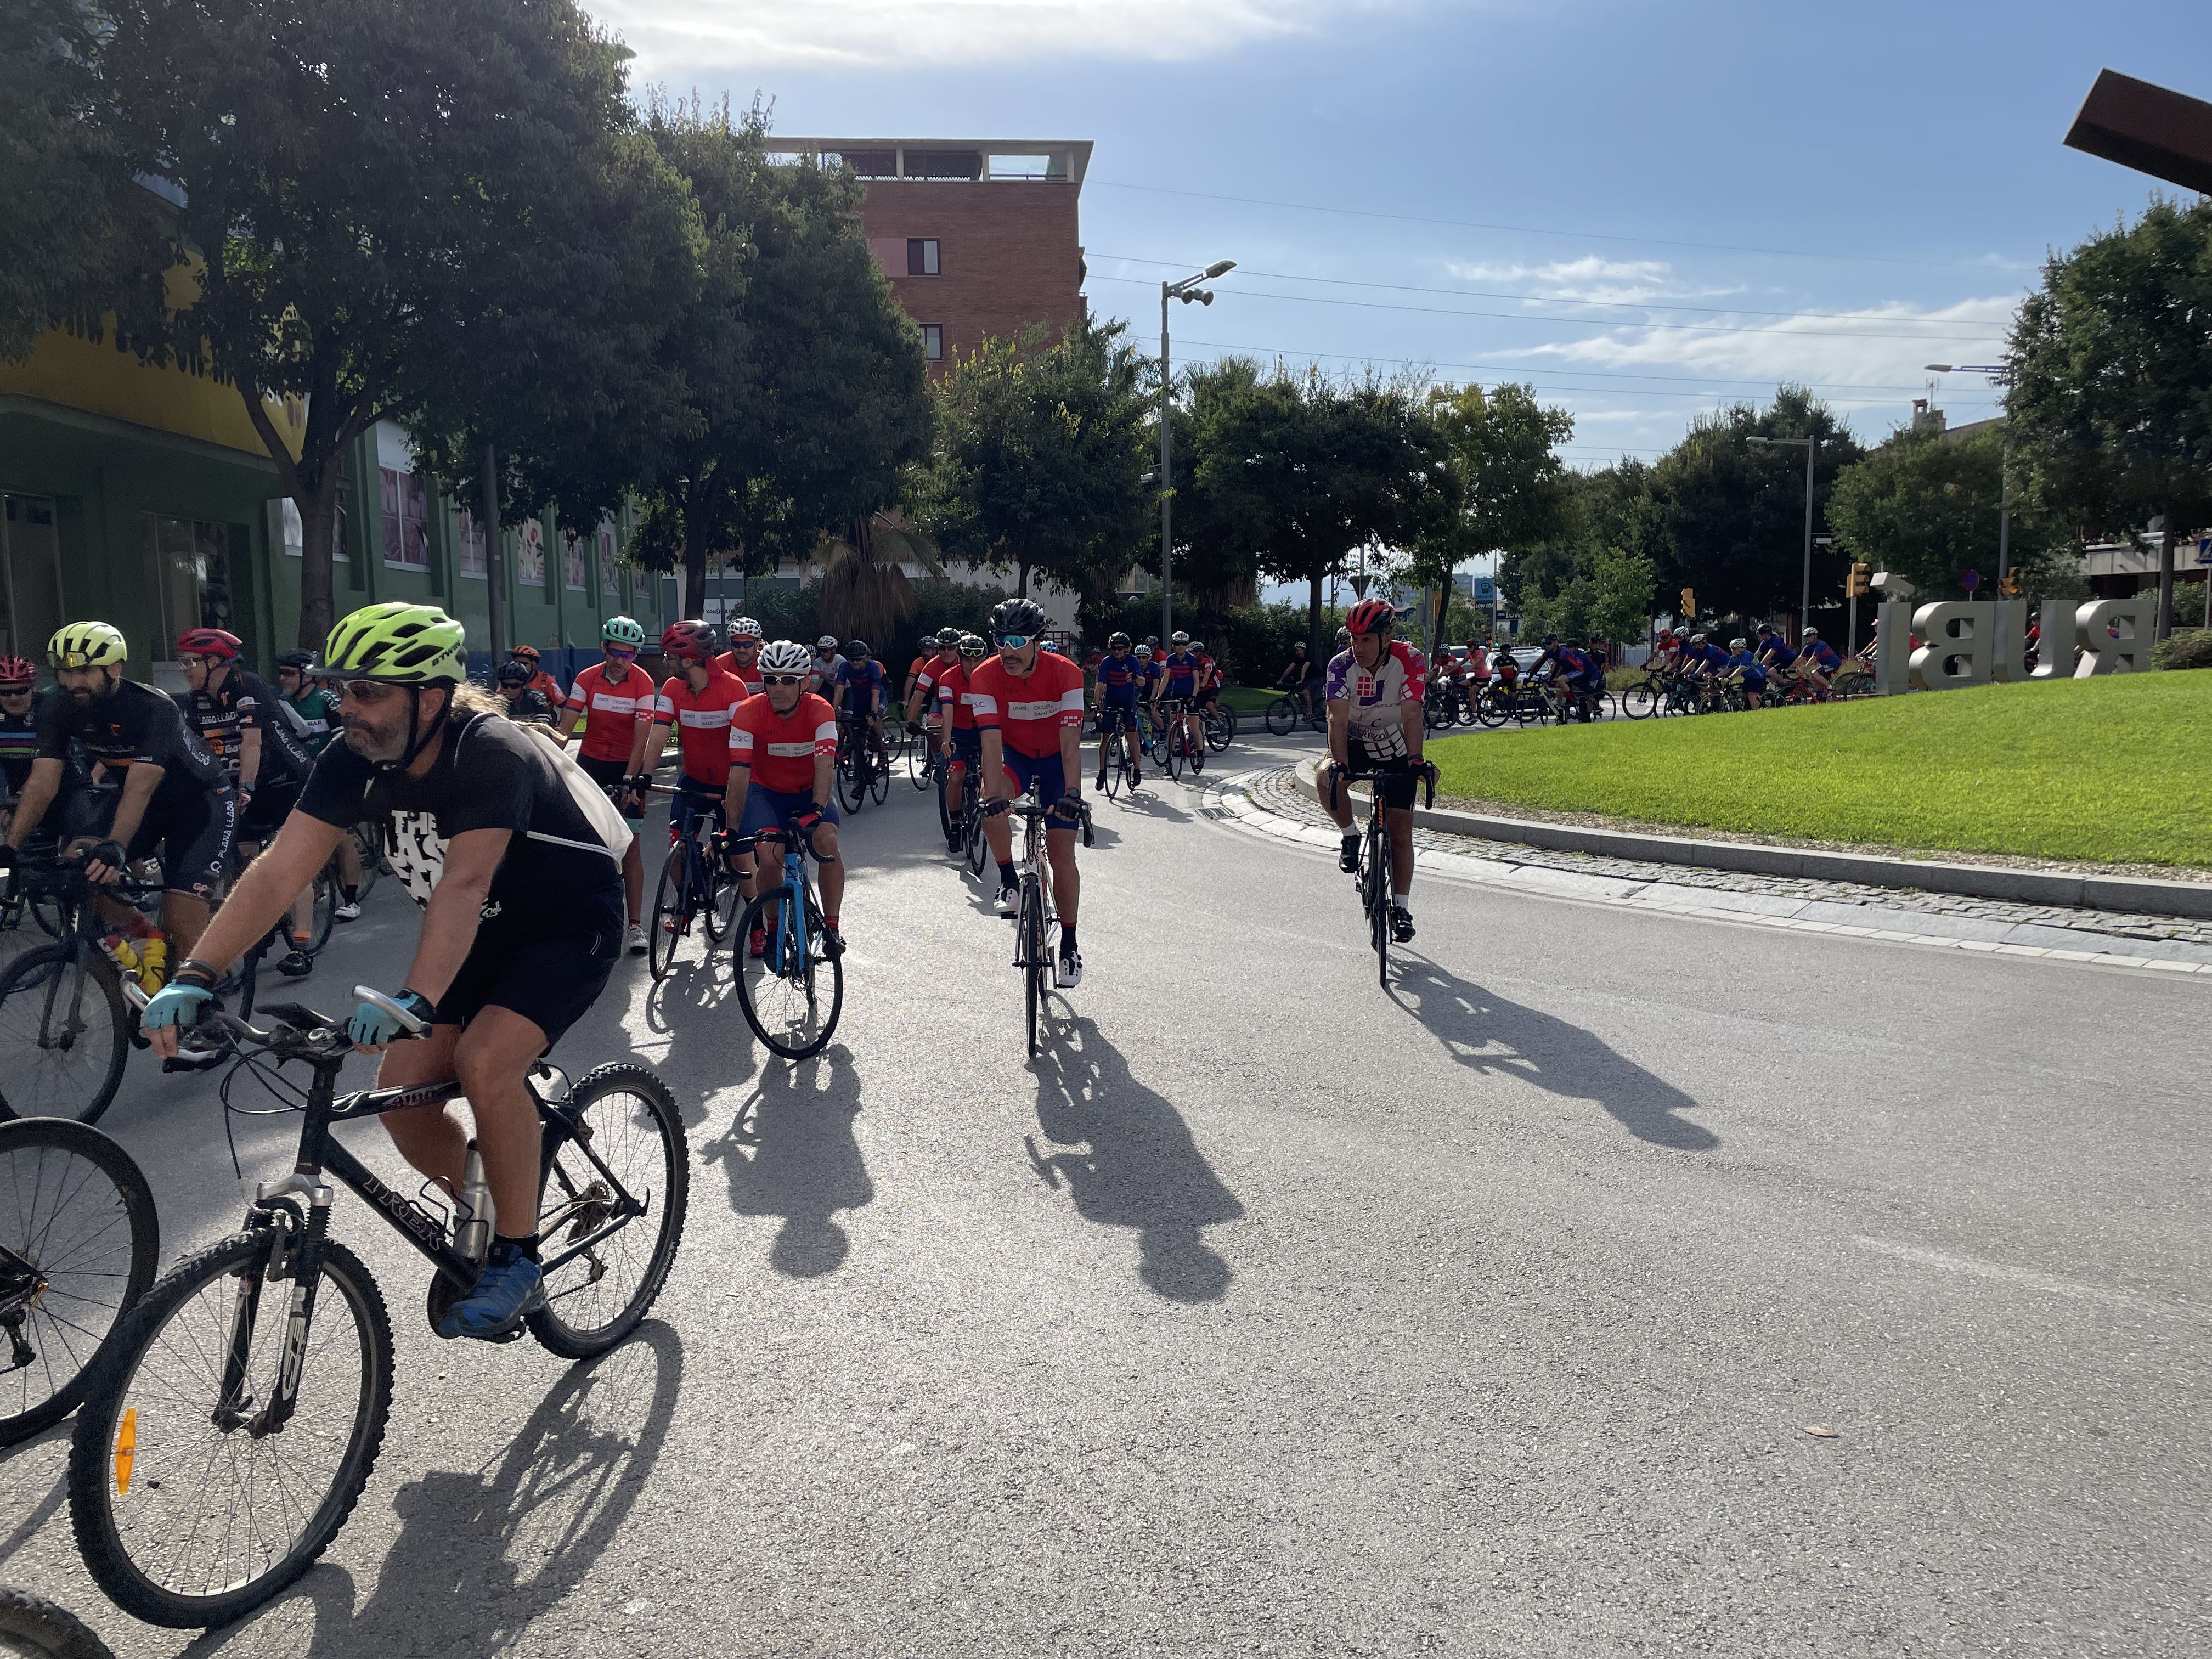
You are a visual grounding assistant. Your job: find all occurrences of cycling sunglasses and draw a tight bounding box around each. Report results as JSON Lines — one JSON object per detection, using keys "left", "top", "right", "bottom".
{"left": 761, "top": 673, "right": 808, "bottom": 687}
{"left": 995, "top": 633, "right": 1034, "bottom": 650}
{"left": 603, "top": 645, "right": 639, "bottom": 661}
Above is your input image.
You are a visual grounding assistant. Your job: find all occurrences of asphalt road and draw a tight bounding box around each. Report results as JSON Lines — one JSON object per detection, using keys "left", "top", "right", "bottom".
{"left": 2, "top": 729, "right": 2205, "bottom": 1658}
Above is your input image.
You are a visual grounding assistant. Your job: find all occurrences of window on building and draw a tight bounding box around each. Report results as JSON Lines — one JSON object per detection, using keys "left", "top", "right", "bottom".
{"left": 562, "top": 529, "right": 586, "bottom": 591}
{"left": 516, "top": 518, "right": 546, "bottom": 588}
{"left": 599, "top": 522, "right": 619, "bottom": 597}
{"left": 379, "top": 468, "right": 429, "bottom": 568}
{"left": 144, "top": 516, "right": 240, "bottom": 661}
{"left": 1, "top": 495, "right": 66, "bottom": 663}
{"left": 922, "top": 324, "right": 944, "bottom": 361}
{"left": 456, "top": 509, "right": 487, "bottom": 578}
{"left": 907, "top": 238, "right": 940, "bottom": 276}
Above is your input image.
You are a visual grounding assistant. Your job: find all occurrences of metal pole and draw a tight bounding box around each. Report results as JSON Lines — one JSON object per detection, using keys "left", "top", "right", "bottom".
{"left": 0, "top": 494, "right": 18, "bottom": 659}
{"left": 1997, "top": 441, "right": 2012, "bottom": 591}
{"left": 1159, "top": 283, "right": 1173, "bottom": 644}
{"left": 1800, "top": 437, "right": 1815, "bottom": 636}
{"left": 481, "top": 443, "right": 506, "bottom": 667}
{"left": 1847, "top": 592, "right": 1858, "bottom": 659}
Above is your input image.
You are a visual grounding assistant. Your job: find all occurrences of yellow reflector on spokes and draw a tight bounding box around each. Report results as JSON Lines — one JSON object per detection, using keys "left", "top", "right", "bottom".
{"left": 114, "top": 1407, "right": 137, "bottom": 1494}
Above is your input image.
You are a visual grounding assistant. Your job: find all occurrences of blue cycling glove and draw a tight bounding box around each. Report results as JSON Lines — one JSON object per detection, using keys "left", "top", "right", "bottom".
{"left": 347, "top": 989, "right": 437, "bottom": 1048}
{"left": 140, "top": 979, "right": 214, "bottom": 1031}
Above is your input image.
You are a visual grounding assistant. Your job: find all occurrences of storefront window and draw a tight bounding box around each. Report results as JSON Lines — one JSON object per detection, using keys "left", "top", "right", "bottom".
{"left": 562, "top": 529, "right": 586, "bottom": 591}
{"left": 380, "top": 469, "right": 429, "bottom": 568}
{"left": 456, "top": 509, "right": 487, "bottom": 578}
{"left": 0, "top": 495, "right": 67, "bottom": 662}
{"left": 599, "top": 522, "right": 619, "bottom": 597}
{"left": 516, "top": 518, "right": 546, "bottom": 588}
{"left": 144, "top": 515, "right": 239, "bottom": 662}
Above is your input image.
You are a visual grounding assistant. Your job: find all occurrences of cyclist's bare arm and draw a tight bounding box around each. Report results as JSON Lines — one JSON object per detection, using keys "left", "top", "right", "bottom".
{"left": 167, "top": 811, "right": 344, "bottom": 973}
{"left": 721, "top": 764, "right": 752, "bottom": 830}
{"left": 624, "top": 709, "right": 656, "bottom": 777}
{"left": 1325, "top": 698, "right": 1351, "bottom": 769}
{"left": 554, "top": 705, "right": 581, "bottom": 747}
{"left": 238, "top": 724, "right": 263, "bottom": 794}
{"left": 4, "top": 756, "right": 65, "bottom": 848}
{"left": 980, "top": 728, "right": 1009, "bottom": 801}
{"left": 1400, "top": 696, "right": 1424, "bottom": 765}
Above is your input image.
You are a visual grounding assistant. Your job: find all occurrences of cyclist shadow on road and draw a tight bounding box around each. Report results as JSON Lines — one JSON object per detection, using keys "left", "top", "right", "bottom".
{"left": 1387, "top": 958, "right": 1718, "bottom": 1153}
{"left": 1025, "top": 1016, "right": 1243, "bottom": 1303}
{"left": 177, "top": 1320, "right": 684, "bottom": 1659}
{"left": 703, "top": 1042, "right": 872, "bottom": 1278}
{"left": 1111, "top": 789, "right": 1194, "bottom": 825}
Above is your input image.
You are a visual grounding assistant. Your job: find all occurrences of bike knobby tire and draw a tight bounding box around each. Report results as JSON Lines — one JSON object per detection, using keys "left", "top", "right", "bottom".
{"left": 0, "top": 1585, "right": 117, "bottom": 1659}
{"left": 648, "top": 843, "right": 690, "bottom": 981}
{"left": 526, "top": 1062, "right": 689, "bottom": 1359}
{"left": 1022, "top": 881, "right": 1048, "bottom": 1059}
{"left": 0, "top": 944, "right": 131, "bottom": 1126}
{"left": 0, "top": 1118, "right": 160, "bottom": 1447}
{"left": 69, "top": 1232, "right": 394, "bottom": 1629}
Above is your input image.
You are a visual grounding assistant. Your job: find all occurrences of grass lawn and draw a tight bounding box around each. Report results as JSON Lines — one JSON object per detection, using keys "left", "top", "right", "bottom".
{"left": 1426, "top": 672, "right": 2212, "bottom": 868}
{"left": 1222, "top": 685, "right": 1284, "bottom": 714}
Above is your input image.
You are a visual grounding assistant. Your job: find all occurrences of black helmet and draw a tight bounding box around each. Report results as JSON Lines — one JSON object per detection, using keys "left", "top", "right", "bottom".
{"left": 845, "top": 639, "right": 870, "bottom": 659}
{"left": 275, "top": 648, "right": 317, "bottom": 672}
{"left": 495, "top": 658, "right": 532, "bottom": 687}
{"left": 1108, "top": 631, "right": 1131, "bottom": 649}
{"left": 989, "top": 597, "right": 1048, "bottom": 640}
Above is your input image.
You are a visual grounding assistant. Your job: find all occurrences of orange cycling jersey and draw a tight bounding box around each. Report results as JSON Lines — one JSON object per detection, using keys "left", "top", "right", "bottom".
{"left": 653, "top": 667, "right": 748, "bottom": 788}
{"left": 966, "top": 652, "right": 1086, "bottom": 760}
{"left": 564, "top": 661, "right": 656, "bottom": 764}
{"left": 933, "top": 661, "right": 979, "bottom": 731}
{"left": 728, "top": 692, "right": 838, "bottom": 794}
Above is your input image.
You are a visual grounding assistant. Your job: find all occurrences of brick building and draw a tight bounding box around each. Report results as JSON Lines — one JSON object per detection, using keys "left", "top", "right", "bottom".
{"left": 770, "top": 138, "right": 1092, "bottom": 372}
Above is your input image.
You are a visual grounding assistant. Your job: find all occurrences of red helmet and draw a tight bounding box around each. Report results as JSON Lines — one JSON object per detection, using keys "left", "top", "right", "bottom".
{"left": 1346, "top": 598, "right": 1396, "bottom": 636}
{"left": 0, "top": 656, "right": 36, "bottom": 689}
{"left": 176, "top": 628, "right": 242, "bottom": 661}
{"left": 661, "top": 620, "right": 716, "bottom": 663}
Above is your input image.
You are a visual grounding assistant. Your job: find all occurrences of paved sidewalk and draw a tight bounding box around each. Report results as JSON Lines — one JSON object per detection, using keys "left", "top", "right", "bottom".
{"left": 1210, "top": 766, "right": 2212, "bottom": 974}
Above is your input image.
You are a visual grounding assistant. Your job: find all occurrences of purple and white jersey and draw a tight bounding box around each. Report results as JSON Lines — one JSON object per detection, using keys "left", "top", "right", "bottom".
{"left": 1325, "top": 639, "right": 1427, "bottom": 757}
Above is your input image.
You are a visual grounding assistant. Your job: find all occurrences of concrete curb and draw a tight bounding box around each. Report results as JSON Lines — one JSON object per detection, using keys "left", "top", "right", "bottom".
{"left": 1289, "top": 760, "right": 2212, "bottom": 922}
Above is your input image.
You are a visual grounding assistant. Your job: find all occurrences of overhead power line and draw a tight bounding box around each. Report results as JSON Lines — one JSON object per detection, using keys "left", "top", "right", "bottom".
{"left": 1090, "top": 179, "right": 2025, "bottom": 272}
{"left": 1087, "top": 271, "right": 2008, "bottom": 343}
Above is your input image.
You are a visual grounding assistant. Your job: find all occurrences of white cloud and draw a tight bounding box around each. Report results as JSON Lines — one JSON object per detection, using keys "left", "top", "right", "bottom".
{"left": 1514, "top": 296, "right": 2022, "bottom": 404}
{"left": 1444, "top": 255, "right": 1743, "bottom": 307}
{"left": 599, "top": 0, "right": 1392, "bottom": 73}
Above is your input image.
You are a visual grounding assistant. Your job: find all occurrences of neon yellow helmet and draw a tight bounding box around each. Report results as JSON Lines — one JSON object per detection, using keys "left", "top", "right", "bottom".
{"left": 601, "top": 616, "right": 646, "bottom": 648}
{"left": 323, "top": 602, "right": 467, "bottom": 684}
{"left": 48, "top": 621, "right": 128, "bottom": 669}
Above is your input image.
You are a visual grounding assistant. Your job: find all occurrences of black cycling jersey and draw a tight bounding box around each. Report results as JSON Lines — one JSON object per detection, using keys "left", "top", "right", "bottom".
{"left": 296, "top": 710, "right": 622, "bottom": 934}
{"left": 0, "top": 690, "right": 92, "bottom": 798}
{"left": 36, "top": 677, "right": 225, "bottom": 819}
{"left": 499, "top": 688, "right": 555, "bottom": 726}
{"left": 173, "top": 668, "right": 312, "bottom": 787}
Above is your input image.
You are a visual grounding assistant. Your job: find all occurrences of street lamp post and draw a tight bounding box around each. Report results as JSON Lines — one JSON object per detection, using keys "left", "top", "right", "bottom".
{"left": 1747, "top": 434, "right": 1818, "bottom": 636}
{"left": 1159, "top": 261, "right": 1235, "bottom": 642}
{"left": 1926, "top": 365, "right": 2012, "bottom": 590}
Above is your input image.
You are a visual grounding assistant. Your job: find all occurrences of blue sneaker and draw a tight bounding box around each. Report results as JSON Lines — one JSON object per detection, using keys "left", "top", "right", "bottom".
{"left": 438, "top": 1249, "right": 543, "bottom": 1341}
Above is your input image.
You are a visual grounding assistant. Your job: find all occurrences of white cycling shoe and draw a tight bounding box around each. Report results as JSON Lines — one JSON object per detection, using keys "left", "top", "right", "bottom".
{"left": 624, "top": 921, "right": 648, "bottom": 956}
{"left": 994, "top": 885, "right": 1020, "bottom": 917}
{"left": 1056, "top": 949, "right": 1083, "bottom": 988}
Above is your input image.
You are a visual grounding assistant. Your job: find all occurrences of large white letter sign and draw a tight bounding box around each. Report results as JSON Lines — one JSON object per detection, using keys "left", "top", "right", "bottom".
{"left": 1909, "top": 603, "right": 1993, "bottom": 690}
{"left": 2074, "top": 600, "right": 2148, "bottom": 676}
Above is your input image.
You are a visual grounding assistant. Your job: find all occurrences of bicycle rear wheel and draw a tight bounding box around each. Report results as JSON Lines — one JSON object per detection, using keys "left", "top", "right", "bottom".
{"left": 349, "top": 823, "right": 386, "bottom": 904}
{"left": 868, "top": 738, "right": 890, "bottom": 805}
{"left": 1265, "top": 696, "right": 1299, "bottom": 737}
{"left": 69, "top": 1232, "right": 393, "bottom": 1629}
{"left": 0, "top": 1118, "right": 160, "bottom": 1447}
{"left": 0, "top": 945, "right": 130, "bottom": 1126}
{"left": 1101, "top": 731, "right": 1125, "bottom": 800}
{"left": 527, "top": 1062, "right": 688, "bottom": 1359}
{"left": 647, "top": 842, "right": 689, "bottom": 981}
{"left": 733, "top": 889, "right": 843, "bottom": 1060}
{"left": 703, "top": 849, "right": 739, "bottom": 944}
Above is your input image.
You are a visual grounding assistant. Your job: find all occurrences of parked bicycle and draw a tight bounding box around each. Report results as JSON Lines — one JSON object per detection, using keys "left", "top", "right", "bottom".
{"left": 68, "top": 990, "right": 686, "bottom": 1628}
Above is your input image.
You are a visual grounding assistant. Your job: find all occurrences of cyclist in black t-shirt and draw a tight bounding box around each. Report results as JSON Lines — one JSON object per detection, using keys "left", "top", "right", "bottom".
{"left": 0, "top": 622, "right": 235, "bottom": 967}
{"left": 0, "top": 658, "right": 94, "bottom": 837}
{"left": 174, "top": 627, "right": 320, "bottom": 973}
{"left": 142, "top": 602, "right": 626, "bottom": 1343}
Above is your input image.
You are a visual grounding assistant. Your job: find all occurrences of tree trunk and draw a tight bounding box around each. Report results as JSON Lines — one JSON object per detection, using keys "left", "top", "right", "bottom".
{"left": 294, "top": 465, "right": 345, "bottom": 650}
{"left": 1017, "top": 560, "right": 1032, "bottom": 599}
{"left": 2157, "top": 506, "right": 2176, "bottom": 641}
{"left": 1306, "top": 563, "right": 1325, "bottom": 661}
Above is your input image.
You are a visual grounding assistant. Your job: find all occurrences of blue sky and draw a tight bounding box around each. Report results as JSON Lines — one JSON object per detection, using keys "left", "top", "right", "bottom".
{"left": 596, "top": 0, "right": 2209, "bottom": 471}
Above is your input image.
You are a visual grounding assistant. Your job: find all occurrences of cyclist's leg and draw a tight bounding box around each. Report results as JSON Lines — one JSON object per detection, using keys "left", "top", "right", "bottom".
{"left": 1029, "top": 755, "right": 1078, "bottom": 927}
{"left": 371, "top": 1022, "right": 470, "bottom": 1198}
{"left": 150, "top": 788, "right": 233, "bottom": 961}
{"left": 452, "top": 1008, "right": 560, "bottom": 1232}
{"left": 811, "top": 813, "right": 845, "bottom": 922}
{"left": 1384, "top": 804, "right": 1416, "bottom": 897}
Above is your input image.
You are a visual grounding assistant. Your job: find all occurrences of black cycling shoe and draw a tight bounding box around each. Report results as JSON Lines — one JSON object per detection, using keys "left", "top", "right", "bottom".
{"left": 1338, "top": 838, "right": 1361, "bottom": 874}
{"left": 816, "top": 926, "right": 845, "bottom": 961}
{"left": 277, "top": 949, "right": 313, "bottom": 978}
{"left": 1391, "top": 907, "right": 1417, "bottom": 943}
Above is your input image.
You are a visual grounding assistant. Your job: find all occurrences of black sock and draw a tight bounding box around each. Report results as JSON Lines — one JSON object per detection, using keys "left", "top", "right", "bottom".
{"left": 997, "top": 860, "right": 1018, "bottom": 889}
{"left": 494, "top": 1232, "right": 540, "bottom": 1262}
{"left": 1060, "top": 924, "right": 1077, "bottom": 956}
{"left": 341, "top": 884, "right": 358, "bottom": 905}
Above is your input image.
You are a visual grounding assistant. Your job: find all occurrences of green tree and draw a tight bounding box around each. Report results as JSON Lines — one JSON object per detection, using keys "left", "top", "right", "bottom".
{"left": 912, "top": 315, "right": 1154, "bottom": 630}
{"left": 2007, "top": 198, "right": 2212, "bottom": 639}
{"left": 48, "top": 0, "right": 659, "bottom": 646}
{"left": 1827, "top": 422, "right": 2075, "bottom": 601}
{"left": 623, "top": 98, "right": 933, "bottom": 619}
{"left": 1404, "top": 382, "right": 1574, "bottom": 647}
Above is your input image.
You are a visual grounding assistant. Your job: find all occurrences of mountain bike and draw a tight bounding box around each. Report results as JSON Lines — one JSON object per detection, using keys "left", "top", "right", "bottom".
{"left": 1328, "top": 757, "right": 1436, "bottom": 988}
{"left": 1264, "top": 689, "right": 1325, "bottom": 736}
{"left": 0, "top": 1587, "right": 116, "bottom": 1659}
{"left": 998, "top": 792, "right": 1093, "bottom": 1059}
{"left": 0, "top": 859, "right": 170, "bottom": 1124}
{"left": 1, "top": 1116, "right": 159, "bottom": 1447}
{"left": 67, "top": 991, "right": 686, "bottom": 1628}
{"left": 647, "top": 789, "right": 738, "bottom": 981}
{"left": 727, "top": 828, "right": 843, "bottom": 1060}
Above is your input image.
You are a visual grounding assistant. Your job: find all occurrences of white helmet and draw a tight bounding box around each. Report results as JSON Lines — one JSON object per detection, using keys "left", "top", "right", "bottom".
{"left": 761, "top": 640, "right": 814, "bottom": 675}
{"left": 815, "top": 634, "right": 838, "bottom": 652}
{"left": 728, "top": 616, "right": 762, "bottom": 642}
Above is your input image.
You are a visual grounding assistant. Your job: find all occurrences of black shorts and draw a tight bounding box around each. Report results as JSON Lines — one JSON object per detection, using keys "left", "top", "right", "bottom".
{"left": 576, "top": 754, "right": 630, "bottom": 789}
{"left": 1347, "top": 741, "right": 1419, "bottom": 811}
{"left": 437, "top": 893, "right": 623, "bottom": 1053}
{"left": 238, "top": 777, "right": 301, "bottom": 840}
{"left": 101, "top": 787, "right": 236, "bottom": 899}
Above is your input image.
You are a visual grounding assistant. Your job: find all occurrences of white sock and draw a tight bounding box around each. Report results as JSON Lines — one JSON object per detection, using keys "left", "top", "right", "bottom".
{"left": 1392, "top": 895, "right": 1409, "bottom": 911}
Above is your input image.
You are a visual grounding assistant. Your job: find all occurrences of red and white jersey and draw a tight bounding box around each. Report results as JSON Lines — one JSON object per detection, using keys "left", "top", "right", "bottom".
{"left": 966, "top": 651, "right": 1086, "bottom": 760}
{"left": 1324, "top": 639, "right": 1426, "bottom": 757}
{"left": 712, "top": 650, "right": 764, "bottom": 699}
{"left": 728, "top": 691, "right": 837, "bottom": 794}
{"left": 564, "top": 661, "right": 656, "bottom": 764}
{"left": 911, "top": 654, "right": 957, "bottom": 719}
{"left": 653, "top": 667, "right": 748, "bottom": 788}
{"left": 933, "top": 661, "right": 978, "bottom": 731}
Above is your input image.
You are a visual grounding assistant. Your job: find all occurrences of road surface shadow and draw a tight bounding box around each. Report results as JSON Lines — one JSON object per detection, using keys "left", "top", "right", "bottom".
{"left": 1025, "top": 1016, "right": 1243, "bottom": 1302}
{"left": 1114, "top": 791, "right": 1194, "bottom": 824}
{"left": 179, "top": 1319, "right": 683, "bottom": 1657}
{"left": 703, "top": 1043, "right": 871, "bottom": 1277}
{"left": 1388, "top": 958, "right": 1718, "bottom": 1152}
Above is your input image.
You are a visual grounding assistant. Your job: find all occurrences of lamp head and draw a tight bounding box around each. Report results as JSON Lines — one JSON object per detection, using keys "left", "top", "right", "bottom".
{"left": 1203, "top": 260, "right": 1237, "bottom": 279}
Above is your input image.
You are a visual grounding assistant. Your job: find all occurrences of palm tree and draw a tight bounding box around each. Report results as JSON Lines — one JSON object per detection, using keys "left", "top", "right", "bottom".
{"left": 811, "top": 513, "right": 943, "bottom": 642}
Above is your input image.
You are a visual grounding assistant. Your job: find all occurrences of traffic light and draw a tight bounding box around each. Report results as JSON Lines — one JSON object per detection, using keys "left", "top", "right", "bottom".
{"left": 1679, "top": 587, "right": 1695, "bottom": 619}
{"left": 1997, "top": 570, "right": 2022, "bottom": 598}
{"left": 1844, "top": 562, "right": 1872, "bottom": 598}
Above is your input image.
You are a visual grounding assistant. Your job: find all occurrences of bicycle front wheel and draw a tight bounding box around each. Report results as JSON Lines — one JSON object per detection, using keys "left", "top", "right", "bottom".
{"left": 703, "top": 850, "right": 740, "bottom": 944}
{"left": 868, "top": 741, "right": 890, "bottom": 805}
{"left": 647, "top": 843, "right": 689, "bottom": 981}
{"left": 964, "top": 797, "right": 989, "bottom": 876}
{"left": 733, "top": 889, "right": 843, "bottom": 1060}
{"left": 0, "top": 945, "right": 130, "bottom": 1126}
{"left": 1364, "top": 822, "right": 1392, "bottom": 986}
{"left": 302, "top": 854, "right": 340, "bottom": 955}
{"left": 1022, "top": 882, "right": 1046, "bottom": 1059}
{"left": 1265, "top": 696, "right": 1299, "bottom": 737}
{"left": 0, "top": 1117, "right": 160, "bottom": 1447}
{"left": 69, "top": 1232, "right": 394, "bottom": 1629}
{"left": 907, "top": 730, "right": 932, "bottom": 788}
{"left": 527, "top": 1062, "right": 689, "bottom": 1359}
